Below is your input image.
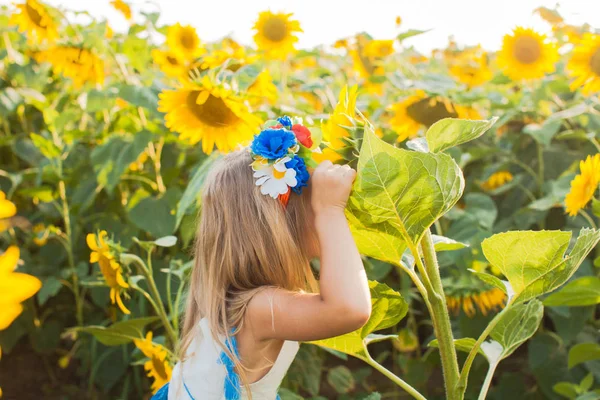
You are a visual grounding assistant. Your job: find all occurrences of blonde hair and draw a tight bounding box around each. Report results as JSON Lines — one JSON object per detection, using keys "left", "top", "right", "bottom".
{"left": 179, "top": 149, "right": 317, "bottom": 396}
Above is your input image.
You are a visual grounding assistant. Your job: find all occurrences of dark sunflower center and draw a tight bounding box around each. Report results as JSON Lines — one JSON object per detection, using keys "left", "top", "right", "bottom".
{"left": 513, "top": 36, "right": 542, "bottom": 64}
{"left": 180, "top": 32, "right": 196, "bottom": 50}
{"left": 186, "top": 91, "right": 239, "bottom": 127}
{"left": 590, "top": 48, "right": 600, "bottom": 76}
{"left": 166, "top": 56, "right": 179, "bottom": 66}
{"left": 26, "top": 2, "right": 44, "bottom": 27}
{"left": 263, "top": 17, "right": 288, "bottom": 42}
{"left": 406, "top": 97, "right": 458, "bottom": 126}
{"left": 152, "top": 355, "right": 168, "bottom": 379}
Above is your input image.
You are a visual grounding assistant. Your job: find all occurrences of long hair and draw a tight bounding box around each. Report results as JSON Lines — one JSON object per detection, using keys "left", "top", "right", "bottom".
{"left": 178, "top": 149, "right": 317, "bottom": 396}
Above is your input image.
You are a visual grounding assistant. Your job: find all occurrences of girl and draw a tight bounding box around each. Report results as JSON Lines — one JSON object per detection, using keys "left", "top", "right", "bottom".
{"left": 165, "top": 117, "right": 371, "bottom": 400}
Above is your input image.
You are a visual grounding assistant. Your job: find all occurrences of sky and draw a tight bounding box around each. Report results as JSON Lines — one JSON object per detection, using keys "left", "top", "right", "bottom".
{"left": 11, "top": 0, "right": 600, "bottom": 52}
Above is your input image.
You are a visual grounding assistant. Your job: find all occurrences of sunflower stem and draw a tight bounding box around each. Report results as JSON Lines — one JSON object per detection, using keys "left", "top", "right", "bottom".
{"left": 478, "top": 360, "right": 500, "bottom": 400}
{"left": 536, "top": 142, "right": 545, "bottom": 196}
{"left": 420, "top": 229, "right": 460, "bottom": 400}
{"left": 58, "top": 179, "right": 84, "bottom": 326}
{"left": 121, "top": 253, "right": 178, "bottom": 347}
{"left": 365, "top": 353, "right": 427, "bottom": 400}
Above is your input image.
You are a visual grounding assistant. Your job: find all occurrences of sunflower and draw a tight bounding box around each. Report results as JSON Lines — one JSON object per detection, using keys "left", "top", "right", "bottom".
{"left": 447, "top": 288, "right": 506, "bottom": 318}
{"left": 152, "top": 49, "right": 188, "bottom": 79}
{"left": 567, "top": 33, "right": 600, "bottom": 95}
{"left": 110, "top": 0, "right": 131, "bottom": 21}
{"left": 87, "top": 231, "right": 130, "bottom": 314}
{"left": 34, "top": 46, "right": 104, "bottom": 88}
{"left": 449, "top": 52, "right": 492, "bottom": 88}
{"left": 167, "top": 23, "right": 203, "bottom": 60}
{"left": 0, "top": 191, "right": 16, "bottom": 233}
{"left": 314, "top": 85, "right": 359, "bottom": 163}
{"left": 0, "top": 246, "right": 42, "bottom": 330}
{"left": 565, "top": 154, "right": 600, "bottom": 216}
{"left": 9, "top": 0, "right": 58, "bottom": 44}
{"left": 134, "top": 332, "right": 173, "bottom": 394}
{"left": 158, "top": 76, "right": 262, "bottom": 154}
{"left": 363, "top": 40, "right": 395, "bottom": 58}
{"left": 497, "top": 27, "right": 559, "bottom": 81}
{"left": 482, "top": 171, "right": 514, "bottom": 190}
{"left": 388, "top": 92, "right": 458, "bottom": 142}
{"left": 253, "top": 11, "right": 302, "bottom": 60}
{"left": 248, "top": 70, "right": 278, "bottom": 106}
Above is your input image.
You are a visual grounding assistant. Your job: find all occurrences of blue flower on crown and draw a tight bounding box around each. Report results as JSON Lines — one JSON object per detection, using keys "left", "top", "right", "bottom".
{"left": 285, "top": 156, "right": 309, "bottom": 194}
{"left": 251, "top": 128, "right": 297, "bottom": 160}
{"left": 277, "top": 116, "right": 293, "bottom": 130}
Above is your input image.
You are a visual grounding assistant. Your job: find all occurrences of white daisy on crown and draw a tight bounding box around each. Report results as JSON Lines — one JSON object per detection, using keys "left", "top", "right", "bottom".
{"left": 250, "top": 115, "right": 321, "bottom": 206}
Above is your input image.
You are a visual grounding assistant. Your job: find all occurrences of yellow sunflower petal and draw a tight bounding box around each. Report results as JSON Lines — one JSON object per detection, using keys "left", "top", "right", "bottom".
{"left": 0, "top": 246, "right": 20, "bottom": 275}
{"left": 0, "top": 303, "right": 24, "bottom": 331}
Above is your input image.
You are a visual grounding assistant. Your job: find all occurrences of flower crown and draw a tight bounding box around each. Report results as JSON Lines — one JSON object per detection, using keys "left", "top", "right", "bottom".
{"left": 250, "top": 115, "right": 320, "bottom": 206}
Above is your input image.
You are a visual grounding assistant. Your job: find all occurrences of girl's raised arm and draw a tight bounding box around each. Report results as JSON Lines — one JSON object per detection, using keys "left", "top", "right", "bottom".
{"left": 247, "top": 161, "right": 372, "bottom": 342}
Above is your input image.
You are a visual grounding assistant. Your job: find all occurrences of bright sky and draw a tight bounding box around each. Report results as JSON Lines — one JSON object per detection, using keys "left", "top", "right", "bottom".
{"left": 19, "top": 0, "right": 600, "bottom": 52}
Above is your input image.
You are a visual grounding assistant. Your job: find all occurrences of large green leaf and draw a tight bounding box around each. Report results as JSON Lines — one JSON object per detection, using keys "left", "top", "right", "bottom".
{"left": 75, "top": 317, "right": 159, "bottom": 346}
{"left": 425, "top": 117, "right": 497, "bottom": 153}
{"left": 568, "top": 343, "right": 600, "bottom": 369}
{"left": 175, "top": 153, "right": 220, "bottom": 229}
{"left": 489, "top": 300, "right": 544, "bottom": 360}
{"left": 310, "top": 281, "right": 407, "bottom": 360}
{"left": 91, "top": 131, "right": 153, "bottom": 193}
{"left": 543, "top": 276, "right": 600, "bottom": 307}
{"left": 346, "top": 125, "right": 464, "bottom": 267}
{"left": 128, "top": 192, "right": 177, "bottom": 238}
{"left": 481, "top": 229, "right": 600, "bottom": 303}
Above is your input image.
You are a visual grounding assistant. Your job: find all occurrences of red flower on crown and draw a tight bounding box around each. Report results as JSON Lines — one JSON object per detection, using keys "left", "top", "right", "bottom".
{"left": 291, "top": 124, "right": 313, "bottom": 148}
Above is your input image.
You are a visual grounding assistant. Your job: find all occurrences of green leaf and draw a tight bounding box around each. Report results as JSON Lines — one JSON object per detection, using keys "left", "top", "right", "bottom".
{"left": 396, "top": 29, "right": 431, "bottom": 42}
{"left": 432, "top": 234, "right": 468, "bottom": 251}
{"left": 128, "top": 193, "right": 177, "bottom": 238}
{"left": 278, "top": 388, "right": 304, "bottom": 400}
{"left": 490, "top": 300, "right": 544, "bottom": 359}
{"left": 30, "top": 133, "right": 61, "bottom": 159}
{"left": 154, "top": 236, "right": 177, "bottom": 247}
{"left": 553, "top": 382, "right": 579, "bottom": 399}
{"left": 346, "top": 124, "right": 464, "bottom": 268}
{"left": 425, "top": 117, "right": 497, "bottom": 153}
{"left": 175, "top": 154, "right": 221, "bottom": 229}
{"left": 37, "top": 276, "right": 62, "bottom": 306}
{"left": 118, "top": 84, "right": 159, "bottom": 113}
{"left": 543, "top": 276, "right": 600, "bottom": 307}
{"left": 310, "top": 281, "right": 407, "bottom": 359}
{"left": 75, "top": 317, "right": 159, "bottom": 346}
{"left": 568, "top": 343, "right": 600, "bottom": 369}
{"left": 91, "top": 131, "right": 152, "bottom": 193}
{"left": 327, "top": 366, "right": 355, "bottom": 394}
{"left": 481, "top": 229, "right": 600, "bottom": 303}
{"left": 86, "top": 88, "right": 117, "bottom": 112}
{"left": 523, "top": 120, "right": 562, "bottom": 146}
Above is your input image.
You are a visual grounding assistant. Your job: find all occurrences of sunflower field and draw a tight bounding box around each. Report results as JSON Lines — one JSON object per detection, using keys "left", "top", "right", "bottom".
{"left": 1, "top": 1, "right": 600, "bottom": 399}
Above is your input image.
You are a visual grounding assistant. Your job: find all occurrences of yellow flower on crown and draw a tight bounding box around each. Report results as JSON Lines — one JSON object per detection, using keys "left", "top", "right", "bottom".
{"left": 134, "top": 332, "right": 173, "bottom": 394}
{"left": 567, "top": 33, "right": 600, "bottom": 95}
{"left": 9, "top": 0, "right": 58, "bottom": 44}
{"left": 0, "top": 246, "right": 42, "bottom": 330}
{"left": 565, "top": 154, "right": 600, "bottom": 217}
{"left": 87, "top": 231, "right": 130, "bottom": 314}
{"left": 497, "top": 27, "right": 559, "bottom": 81}
{"left": 253, "top": 11, "right": 302, "bottom": 60}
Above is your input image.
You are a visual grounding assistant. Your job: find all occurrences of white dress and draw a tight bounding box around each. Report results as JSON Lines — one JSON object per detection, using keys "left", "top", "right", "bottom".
{"left": 168, "top": 318, "right": 299, "bottom": 400}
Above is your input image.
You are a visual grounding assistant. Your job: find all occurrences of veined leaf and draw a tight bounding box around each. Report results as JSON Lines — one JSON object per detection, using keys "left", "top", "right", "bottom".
{"left": 568, "top": 343, "right": 600, "bottom": 369}
{"left": 481, "top": 229, "right": 600, "bottom": 303}
{"left": 75, "top": 317, "right": 159, "bottom": 346}
{"left": 490, "top": 300, "right": 544, "bottom": 359}
{"left": 543, "top": 276, "right": 600, "bottom": 307}
{"left": 431, "top": 234, "right": 468, "bottom": 251}
{"left": 346, "top": 125, "right": 464, "bottom": 268}
{"left": 425, "top": 117, "right": 497, "bottom": 153}
{"left": 428, "top": 337, "right": 484, "bottom": 356}
{"left": 310, "top": 281, "right": 407, "bottom": 360}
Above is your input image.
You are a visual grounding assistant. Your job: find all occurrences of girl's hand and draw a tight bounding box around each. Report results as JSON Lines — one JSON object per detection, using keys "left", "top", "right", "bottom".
{"left": 311, "top": 160, "right": 357, "bottom": 214}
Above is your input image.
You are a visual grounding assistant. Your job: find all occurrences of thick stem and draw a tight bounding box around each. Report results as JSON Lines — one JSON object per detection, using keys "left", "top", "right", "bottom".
{"left": 59, "top": 180, "right": 83, "bottom": 326}
{"left": 536, "top": 143, "right": 545, "bottom": 196}
{"left": 121, "top": 253, "right": 178, "bottom": 346}
{"left": 478, "top": 361, "right": 499, "bottom": 400}
{"left": 421, "top": 229, "right": 460, "bottom": 400}
{"left": 365, "top": 354, "right": 427, "bottom": 400}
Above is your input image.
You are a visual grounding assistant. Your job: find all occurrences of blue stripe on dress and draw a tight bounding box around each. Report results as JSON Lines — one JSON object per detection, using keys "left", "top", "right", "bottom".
{"left": 218, "top": 335, "right": 242, "bottom": 400}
